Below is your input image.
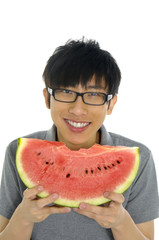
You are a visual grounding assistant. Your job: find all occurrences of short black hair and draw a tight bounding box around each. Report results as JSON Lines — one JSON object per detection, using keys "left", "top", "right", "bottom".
{"left": 43, "top": 38, "right": 121, "bottom": 95}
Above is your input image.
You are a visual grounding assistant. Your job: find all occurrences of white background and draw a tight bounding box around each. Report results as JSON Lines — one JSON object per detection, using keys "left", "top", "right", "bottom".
{"left": 0, "top": 0, "right": 158, "bottom": 238}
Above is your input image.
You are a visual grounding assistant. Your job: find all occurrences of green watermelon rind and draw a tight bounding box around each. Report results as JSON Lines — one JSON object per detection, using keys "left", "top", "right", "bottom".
{"left": 16, "top": 138, "right": 140, "bottom": 208}
{"left": 16, "top": 138, "right": 37, "bottom": 190}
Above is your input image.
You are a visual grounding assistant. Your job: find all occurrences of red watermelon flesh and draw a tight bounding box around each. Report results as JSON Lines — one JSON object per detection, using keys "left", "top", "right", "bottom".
{"left": 16, "top": 138, "right": 140, "bottom": 207}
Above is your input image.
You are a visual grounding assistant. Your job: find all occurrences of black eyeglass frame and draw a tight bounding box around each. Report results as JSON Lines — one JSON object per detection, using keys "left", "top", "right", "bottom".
{"left": 47, "top": 87, "right": 113, "bottom": 106}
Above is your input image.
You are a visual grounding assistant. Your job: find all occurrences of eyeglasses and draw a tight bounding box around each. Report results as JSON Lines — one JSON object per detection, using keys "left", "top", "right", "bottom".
{"left": 47, "top": 88, "right": 113, "bottom": 106}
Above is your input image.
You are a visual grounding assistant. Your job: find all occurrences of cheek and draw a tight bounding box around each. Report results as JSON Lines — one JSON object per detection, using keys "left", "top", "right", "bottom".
{"left": 50, "top": 100, "right": 58, "bottom": 121}
{"left": 50, "top": 108, "right": 56, "bottom": 122}
{"left": 95, "top": 106, "right": 107, "bottom": 121}
{"left": 90, "top": 107, "right": 107, "bottom": 129}
{"left": 50, "top": 100, "right": 65, "bottom": 123}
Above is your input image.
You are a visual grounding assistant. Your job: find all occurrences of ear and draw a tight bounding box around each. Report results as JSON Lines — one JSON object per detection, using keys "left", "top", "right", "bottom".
{"left": 43, "top": 88, "right": 50, "bottom": 109}
{"left": 107, "top": 95, "right": 117, "bottom": 115}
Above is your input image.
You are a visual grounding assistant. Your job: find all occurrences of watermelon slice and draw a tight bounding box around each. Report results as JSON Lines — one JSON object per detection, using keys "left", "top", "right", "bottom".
{"left": 16, "top": 138, "right": 140, "bottom": 207}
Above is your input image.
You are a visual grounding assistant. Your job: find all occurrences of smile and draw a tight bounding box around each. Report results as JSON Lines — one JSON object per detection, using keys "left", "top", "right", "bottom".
{"left": 65, "top": 119, "right": 90, "bottom": 128}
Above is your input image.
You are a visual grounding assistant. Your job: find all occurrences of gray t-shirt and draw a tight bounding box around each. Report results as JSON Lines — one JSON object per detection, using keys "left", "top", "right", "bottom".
{"left": 0, "top": 125, "right": 159, "bottom": 240}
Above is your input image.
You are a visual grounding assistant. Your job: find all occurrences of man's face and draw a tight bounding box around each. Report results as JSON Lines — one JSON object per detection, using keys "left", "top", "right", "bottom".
{"left": 43, "top": 77, "right": 117, "bottom": 150}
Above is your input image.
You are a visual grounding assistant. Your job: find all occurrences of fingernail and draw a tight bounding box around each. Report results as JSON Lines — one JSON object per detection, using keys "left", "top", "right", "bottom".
{"left": 104, "top": 192, "right": 109, "bottom": 197}
{"left": 80, "top": 203, "right": 87, "bottom": 209}
{"left": 52, "top": 193, "right": 58, "bottom": 200}
{"left": 65, "top": 207, "right": 71, "bottom": 212}
{"left": 38, "top": 186, "right": 43, "bottom": 192}
{"left": 73, "top": 208, "right": 78, "bottom": 212}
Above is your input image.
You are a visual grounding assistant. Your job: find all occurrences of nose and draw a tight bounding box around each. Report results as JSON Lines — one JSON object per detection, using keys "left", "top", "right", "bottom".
{"left": 68, "top": 95, "right": 88, "bottom": 116}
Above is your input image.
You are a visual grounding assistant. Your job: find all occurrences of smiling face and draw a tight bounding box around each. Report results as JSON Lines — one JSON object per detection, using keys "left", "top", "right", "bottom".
{"left": 43, "top": 77, "right": 117, "bottom": 150}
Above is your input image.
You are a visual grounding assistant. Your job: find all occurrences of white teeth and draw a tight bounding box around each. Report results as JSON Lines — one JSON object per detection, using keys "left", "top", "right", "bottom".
{"left": 66, "top": 120, "right": 89, "bottom": 128}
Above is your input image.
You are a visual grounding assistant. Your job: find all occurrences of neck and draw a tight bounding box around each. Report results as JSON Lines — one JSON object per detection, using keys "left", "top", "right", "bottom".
{"left": 57, "top": 131, "right": 100, "bottom": 151}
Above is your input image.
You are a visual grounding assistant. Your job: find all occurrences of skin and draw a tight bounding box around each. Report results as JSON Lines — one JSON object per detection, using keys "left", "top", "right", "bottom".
{"left": 0, "top": 77, "right": 154, "bottom": 239}
{"left": 43, "top": 77, "right": 117, "bottom": 150}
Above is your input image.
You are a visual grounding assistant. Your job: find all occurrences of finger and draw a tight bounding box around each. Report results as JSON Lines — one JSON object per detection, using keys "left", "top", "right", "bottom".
{"left": 49, "top": 205, "right": 71, "bottom": 214}
{"left": 79, "top": 203, "right": 100, "bottom": 214}
{"left": 39, "top": 204, "right": 71, "bottom": 217}
{"left": 104, "top": 192, "right": 125, "bottom": 204}
{"left": 75, "top": 203, "right": 112, "bottom": 216}
{"left": 23, "top": 186, "right": 43, "bottom": 200}
{"left": 35, "top": 193, "right": 59, "bottom": 208}
{"left": 74, "top": 208, "right": 96, "bottom": 219}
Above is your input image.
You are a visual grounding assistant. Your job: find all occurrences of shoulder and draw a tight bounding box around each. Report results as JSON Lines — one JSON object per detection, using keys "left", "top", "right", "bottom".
{"left": 109, "top": 132, "right": 154, "bottom": 173}
{"left": 109, "top": 132, "right": 151, "bottom": 155}
{"left": 100, "top": 125, "right": 151, "bottom": 158}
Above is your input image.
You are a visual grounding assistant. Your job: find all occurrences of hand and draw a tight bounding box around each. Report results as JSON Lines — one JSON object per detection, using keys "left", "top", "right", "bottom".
{"left": 73, "top": 192, "right": 126, "bottom": 229}
{"left": 18, "top": 186, "right": 71, "bottom": 224}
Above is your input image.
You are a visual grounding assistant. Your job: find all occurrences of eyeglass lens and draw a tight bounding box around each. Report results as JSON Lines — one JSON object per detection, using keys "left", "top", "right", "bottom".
{"left": 54, "top": 89, "right": 106, "bottom": 105}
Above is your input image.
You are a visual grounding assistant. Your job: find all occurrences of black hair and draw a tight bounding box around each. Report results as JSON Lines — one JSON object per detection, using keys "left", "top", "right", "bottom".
{"left": 43, "top": 38, "right": 121, "bottom": 96}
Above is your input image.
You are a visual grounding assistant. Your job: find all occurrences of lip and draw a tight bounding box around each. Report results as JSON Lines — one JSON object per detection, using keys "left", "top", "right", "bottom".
{"left": 64, "top": 119, "right": 91, "bottom": 133}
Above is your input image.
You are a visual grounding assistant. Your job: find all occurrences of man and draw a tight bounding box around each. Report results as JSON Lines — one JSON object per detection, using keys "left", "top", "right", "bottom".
{"left": 0, "top": 39, "right": 158, "bottom": 239}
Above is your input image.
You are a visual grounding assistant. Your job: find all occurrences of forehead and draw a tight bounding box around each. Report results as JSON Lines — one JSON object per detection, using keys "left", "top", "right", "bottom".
{"left": 74, "top": 76, "right": 108, "bottom": 92}
{"left": 65, "top": 75, "right": 107, "bottom": 91}
{"left": 85, "top": 77, "right": 106, "bottom": 89}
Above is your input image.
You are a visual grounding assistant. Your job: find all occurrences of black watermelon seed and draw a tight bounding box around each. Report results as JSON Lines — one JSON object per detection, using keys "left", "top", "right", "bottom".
{"left": 85, "top": 169, "right": 88, "bottom": 174}
{"left": 117, "top": 160, "right": 120, "bottom": 164}
{"left": 66, "top": 173, "right": 70, "bottom": 178}
{"left": 91, "top": 169, "right": 94, "bottom": 174}
{"left": 104, "top": 166, "right": 107, "bottom": 170}
{"left": 45, "top": 162, "right": 49, "bottom": 164}
{"left": 97, "top": 166, "right": 101, "bottom": 171}
{"left": 112, "top": 164, "right": 115, "bottom": 167}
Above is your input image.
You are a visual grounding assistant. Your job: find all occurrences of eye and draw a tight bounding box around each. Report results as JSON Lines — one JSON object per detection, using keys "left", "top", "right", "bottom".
{"left": 87, "top": 92, "right": 101, "bottom": 97}
{"left": 60, "top": 89, "right": 74, "bottom": 95}
{"left": 61, "top": 89, "right": 71, "bottom": 93}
